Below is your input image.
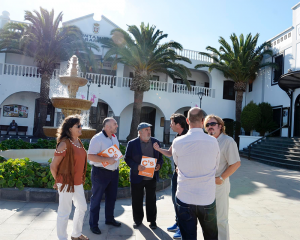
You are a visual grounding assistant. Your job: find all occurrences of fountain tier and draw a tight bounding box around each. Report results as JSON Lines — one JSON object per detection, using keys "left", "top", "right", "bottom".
{"left": 43, "top": 55, "right": 97, "bottom": 139}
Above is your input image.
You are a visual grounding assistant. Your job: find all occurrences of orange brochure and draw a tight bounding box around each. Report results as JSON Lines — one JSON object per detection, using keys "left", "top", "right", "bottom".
{"left": 138, "top": 156, "right": 157, "bottom": 178}
{"left": 97, "top": 144, "right": 123, "bottom": 168}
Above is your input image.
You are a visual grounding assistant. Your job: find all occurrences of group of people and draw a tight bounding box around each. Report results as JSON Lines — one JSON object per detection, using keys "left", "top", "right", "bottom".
{"left": 50, "top": 106, "right": 240, "bottom": 240}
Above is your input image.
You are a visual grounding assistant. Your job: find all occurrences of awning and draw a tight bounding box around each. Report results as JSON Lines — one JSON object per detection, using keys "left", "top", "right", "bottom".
{"left": 278, "top": 71, "right": 300, "bottom": 92}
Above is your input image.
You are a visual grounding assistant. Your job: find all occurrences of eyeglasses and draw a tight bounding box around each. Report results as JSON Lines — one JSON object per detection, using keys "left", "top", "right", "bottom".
{"left": 76, "top": 124, "right": 83, "bottom": 128}
{"left": 205, "top": 122, "right": 218, "bottom": 128}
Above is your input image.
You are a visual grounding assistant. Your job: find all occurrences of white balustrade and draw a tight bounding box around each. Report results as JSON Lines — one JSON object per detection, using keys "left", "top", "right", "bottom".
{"left": 172, "top": 83, "right": 212, "bottom": 96}
{"left": 122, "top": 77, "right": 132, "bottom": 87}
{"left": 149, "top": 80, "right": 167, "bottom": 91}
{"left": 175, "top": 49, "right": 213, "bottom": 62}
{"left": 3, "top": 63, "right": 40, "bottom": 78}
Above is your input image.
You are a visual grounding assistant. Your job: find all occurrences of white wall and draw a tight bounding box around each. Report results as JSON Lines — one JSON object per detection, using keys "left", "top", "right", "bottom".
{"left": 5, "top": 53, "right": 36, "bottom": 66}
{"left": 0, "top": 92, "right": 39, "bottom": 135}
{"left": 119, "top": 102, "right": 165, "bottom": 142}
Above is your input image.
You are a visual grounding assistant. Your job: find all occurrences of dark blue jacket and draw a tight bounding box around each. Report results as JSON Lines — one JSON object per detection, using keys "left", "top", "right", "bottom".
{"left": 124, "top": 137, "right": 163, "bottom": 184}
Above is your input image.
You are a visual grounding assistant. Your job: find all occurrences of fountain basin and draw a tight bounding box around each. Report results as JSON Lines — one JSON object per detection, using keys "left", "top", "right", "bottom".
{"left": 59, "top": 76, "right": 88, "bottom": 87}
{"left": 52, "top": 97, "right": 93, "bottom": 111}
{"left": 43, "top": 126, "right": 96, "bottom": 139}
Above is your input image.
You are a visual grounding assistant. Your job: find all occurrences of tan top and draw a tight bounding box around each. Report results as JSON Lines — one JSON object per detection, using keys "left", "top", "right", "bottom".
{"left": 55, "top": 144, "right": 87, "bottom": 185}
{"left": 216, "top": 133, "right": 240, "bottom": 177}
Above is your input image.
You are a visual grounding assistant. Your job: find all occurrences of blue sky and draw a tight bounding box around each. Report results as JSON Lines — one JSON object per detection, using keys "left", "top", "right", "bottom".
{"left": 1, "top": 0, "right": 299, "bottom": 52}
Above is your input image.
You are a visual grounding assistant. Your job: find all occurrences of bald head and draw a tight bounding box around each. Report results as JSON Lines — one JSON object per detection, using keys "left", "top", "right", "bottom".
{"left": 187, "top": 107, "right": 205, "bottom": 128}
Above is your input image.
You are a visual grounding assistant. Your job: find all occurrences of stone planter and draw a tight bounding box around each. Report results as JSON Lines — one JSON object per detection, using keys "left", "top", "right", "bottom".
{"left": 0, "top": 149, "right": 55, "bottom": 164}
{"left": 239, "top": 135, "right": 262, "bottom": 151}
{"left": 0, "top": 177, "right": 171, "bottom": 203}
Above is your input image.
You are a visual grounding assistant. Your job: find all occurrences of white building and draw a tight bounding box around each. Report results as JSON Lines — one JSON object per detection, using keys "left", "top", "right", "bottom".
{"left": 0, "top": 2, "right": 299, "bottom": 142}
{"left": 244, "top": 2, "right": 300, "bottom": 138}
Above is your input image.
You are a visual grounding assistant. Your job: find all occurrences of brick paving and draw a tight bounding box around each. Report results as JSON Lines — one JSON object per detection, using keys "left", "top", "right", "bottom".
{"left": 0, "top": 157, "right": 299, "bottom": 240}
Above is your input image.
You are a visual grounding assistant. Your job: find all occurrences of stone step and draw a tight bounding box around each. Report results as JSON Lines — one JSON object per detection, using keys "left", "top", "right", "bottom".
{"left": 247, "top": 148, "right": 300, "bottom": 160}
{"left": 259, "top": 141, "right": 300, "bottom": 147}
{"left": 247, "top": 156, "right": 300, "bottom": 171}
{"left": 242, "top": 150, "right": 300, "bottom": 166}
{"left": 250, "top": 145, "right": 300, "bottom": 154}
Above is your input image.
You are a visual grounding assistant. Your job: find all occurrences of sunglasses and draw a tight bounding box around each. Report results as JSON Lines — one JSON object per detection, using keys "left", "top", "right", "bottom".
{"left": 205, "top": 122, "right": 218, "bottom": 128}
{"left": 76, "top": 124, "right": 83, "bottom": 128}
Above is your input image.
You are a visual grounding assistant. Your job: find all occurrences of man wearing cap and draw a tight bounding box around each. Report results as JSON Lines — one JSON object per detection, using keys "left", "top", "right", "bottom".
{"left": 124, "top": 122, "right": 163, "bottom": 229}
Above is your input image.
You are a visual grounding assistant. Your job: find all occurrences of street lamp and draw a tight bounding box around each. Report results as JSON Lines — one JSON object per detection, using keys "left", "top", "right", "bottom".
{"left": 87, "top": 78, "right": 92, "bottom": 100}
{"left": 197, "top": 89, "right": 205, "bottom": 108}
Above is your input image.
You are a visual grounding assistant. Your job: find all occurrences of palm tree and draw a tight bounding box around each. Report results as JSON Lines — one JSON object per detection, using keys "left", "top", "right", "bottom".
{"left": 195, "top": 33, "right": 277, "bottom": 141}
{"left": 0, "top": 7, "right": 98, "bottom": 137}
{"left": 100, "top": 23, "right": 192, "bottom": 140}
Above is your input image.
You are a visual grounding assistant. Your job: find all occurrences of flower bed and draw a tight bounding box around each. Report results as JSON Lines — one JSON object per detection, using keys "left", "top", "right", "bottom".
{"left": 0, "top": 139, "right": 172, "bottom": 190}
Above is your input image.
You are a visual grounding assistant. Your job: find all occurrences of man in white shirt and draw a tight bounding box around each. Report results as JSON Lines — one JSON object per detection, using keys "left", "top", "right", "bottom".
{"left": 204, "top": 114, "right": 241, "bottom": 240}
{"left": 172, "top": 107, "right": 220, "bottom": 240}
{"left": 88, "top": 117, "right": 121, "bottom": 235}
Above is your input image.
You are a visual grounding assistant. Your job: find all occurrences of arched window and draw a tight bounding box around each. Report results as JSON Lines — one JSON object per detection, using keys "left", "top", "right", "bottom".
{"left": 223, "top": 80, "right": 235, "bottom": 100}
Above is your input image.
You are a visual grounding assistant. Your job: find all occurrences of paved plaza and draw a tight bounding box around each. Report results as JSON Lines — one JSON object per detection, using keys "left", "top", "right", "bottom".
{"left": 0, "top": 157, "right": 299, "bottom": 240}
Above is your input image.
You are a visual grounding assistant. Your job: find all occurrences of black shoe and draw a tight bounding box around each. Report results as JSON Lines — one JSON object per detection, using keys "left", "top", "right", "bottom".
{"left": 149, "top": 222, "right": 157, "bottom": 229}
{"left": 90, "top": 226, "right": 101, "bottom": 234}
{"left": 133, "top": 222, "right": 142, "bottom": 229}
{"left": 105, "top": 219, "right": 121, "bottom": 227}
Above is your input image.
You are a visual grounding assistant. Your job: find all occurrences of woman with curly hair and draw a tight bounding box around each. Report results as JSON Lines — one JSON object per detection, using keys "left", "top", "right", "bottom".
{"left": 50, "top": 115, "right": 89, "bottom": 240}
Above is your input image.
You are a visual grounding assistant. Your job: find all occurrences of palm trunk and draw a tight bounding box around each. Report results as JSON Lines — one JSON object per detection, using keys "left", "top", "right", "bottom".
{"left": 127, "top": 90, "right": 144, "bottom": 141}
{"left": 234, "top": 90, "right": 244, "bottom": 144}
{"left": 34, "top": 72, "right": 51, "bottom": 138}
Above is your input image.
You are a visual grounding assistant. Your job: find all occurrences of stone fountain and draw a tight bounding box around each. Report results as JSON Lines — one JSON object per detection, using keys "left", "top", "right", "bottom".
{"left": 43, "top": 55, "right": 96, "bottom": 139}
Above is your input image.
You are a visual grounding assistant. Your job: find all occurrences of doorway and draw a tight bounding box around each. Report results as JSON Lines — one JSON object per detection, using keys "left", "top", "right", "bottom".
{"left": 33, "top": 98, "right": 55, "bottom": 134}
{"left": 294, "top": 95, "right": 300, "bottom": 137}
{"left": 140, "top": 106, "right": 156, "bottom": 137}
{"left": 89, "top": 101, "right": 109, "bottom": 132}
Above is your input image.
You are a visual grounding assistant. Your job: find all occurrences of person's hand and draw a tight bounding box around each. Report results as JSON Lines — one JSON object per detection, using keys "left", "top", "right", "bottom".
{"left": 153, "top": 142, "right": 160, "bottom": 151}
{"left": 215, "top": 177, "right": 224, "bottom": 185}
{"left": 138, "top": 165, "right": 146, "bottom": 171}
{"left": 175, "top": 166, "right": 178, "bottom": 173}
{"left": 108, "top": 157, "right": 117, "bottom": 165}
{"left": 155, "top": 164, "right": 160, "bottom": 171}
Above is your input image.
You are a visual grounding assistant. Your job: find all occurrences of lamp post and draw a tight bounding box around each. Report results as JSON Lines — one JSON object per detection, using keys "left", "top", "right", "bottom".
{"left": 87, "top": 78, "right": 92, "bottom": 100}
{"left": 197, "top": 89, "right": 205, "bottom": 108}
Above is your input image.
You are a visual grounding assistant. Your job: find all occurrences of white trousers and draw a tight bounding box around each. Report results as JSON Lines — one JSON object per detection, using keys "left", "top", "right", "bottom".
{"left": 57, "top": 184, "right": 87, "bottom": 240}
{"left": 216, "top": 178, "right": 230, "bottom": 240}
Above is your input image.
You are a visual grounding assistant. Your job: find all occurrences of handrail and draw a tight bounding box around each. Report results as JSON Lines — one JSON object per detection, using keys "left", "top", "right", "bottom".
{"left": 248, "top": 126, "right": 285, "bottom": 160}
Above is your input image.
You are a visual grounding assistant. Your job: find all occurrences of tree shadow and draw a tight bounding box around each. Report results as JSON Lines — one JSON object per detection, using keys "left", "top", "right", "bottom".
{"left": 230, "top": 158, "right": 300, "bottom": 200}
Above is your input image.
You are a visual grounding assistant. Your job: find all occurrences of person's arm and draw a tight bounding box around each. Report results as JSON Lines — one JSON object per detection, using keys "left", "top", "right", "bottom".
{"left": 155, "top": 141, "right": 164, "bottom": 171}
{"left": 50, "top": 142, "right": 67, "bottom": 180}
{"left": 87, "top": 154, "right": 116, "bottom": 164}
{"left": 153, "top": 143, "right": 172, "bottom": 157}
{"left": 87, "top": 136, "right": 116, "bottom": 165}
{"left": 216, "top": 139, "right": 241, "bottom": 185}
{"left": 124, "top": 141, "right": 143, "bottom": 171}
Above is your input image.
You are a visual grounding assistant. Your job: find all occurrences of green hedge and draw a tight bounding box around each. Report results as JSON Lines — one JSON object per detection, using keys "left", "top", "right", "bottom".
{"left": 0, "top": 139, "right": 172, "bottom": 190}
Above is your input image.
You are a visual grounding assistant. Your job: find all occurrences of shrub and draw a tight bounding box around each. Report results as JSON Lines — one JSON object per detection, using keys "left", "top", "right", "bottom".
{"left": 0, "top": 141, "right": 172, "bottom": 190}
{"left": 0, "top": 158, "right": 55, "bottom": 190}
{"left": 241, "top": 101, "right": 260, "bottom": 133}
{"left": 255, "top": 102, "right": 277, "bottom": 136}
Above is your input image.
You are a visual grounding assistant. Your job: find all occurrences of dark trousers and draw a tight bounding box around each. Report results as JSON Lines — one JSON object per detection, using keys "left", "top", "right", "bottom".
{"left": 176, "top": 197, "right": 218, "bottom": 240}
{"left": 171, "top": 171, "right": 178, "bottom": 223}
{"left": 89, "top": 166, "right": 119, "bottom": 228}
{"left": 7, "top": 127, "right": 18, "bottom": 135}
{"left": 131, "top": 178, "right": 157, "bottom": 223}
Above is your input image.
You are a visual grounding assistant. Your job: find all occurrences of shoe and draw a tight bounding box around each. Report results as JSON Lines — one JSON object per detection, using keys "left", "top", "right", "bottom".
{"left": 167, "top": 223, "right": 179, "bottom": 232}
{"left": 90, "top": 226, "right": 101, "bottom": 234}
{"left": 149, "top": 222, "right": 157, "bottom": 229}
{"left": 105, "top": 219, "right": 121, "bottom": 227}
{"left": 71, "top": 234, "right": 89, "bottom": 240}
{"left": 173, "top": 229, "right": 181, "bottom": 239}
{"left": 133, "top": 222, "right": 142, "bottom": 228}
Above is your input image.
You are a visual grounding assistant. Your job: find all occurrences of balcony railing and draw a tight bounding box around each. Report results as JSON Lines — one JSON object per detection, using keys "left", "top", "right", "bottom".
{"left": 1, "top": 63, "right": 214, "bottom": 97}
{"left": 175, "top": 49, "right": 213, "bottom": 62}
{"left": 172, "top": 84, "right": 212, "bottom": 96}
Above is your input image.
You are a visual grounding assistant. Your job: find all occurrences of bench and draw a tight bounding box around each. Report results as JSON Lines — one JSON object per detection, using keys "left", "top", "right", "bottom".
{"left": 0, "top": 125, "right": 28, "bottom": 136}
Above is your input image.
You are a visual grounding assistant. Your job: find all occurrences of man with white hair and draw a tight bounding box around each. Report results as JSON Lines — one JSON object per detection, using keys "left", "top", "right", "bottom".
{"left": 124, "top": 122, "right": 163, "bottom": 229}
